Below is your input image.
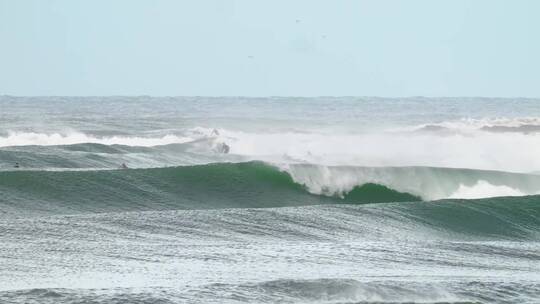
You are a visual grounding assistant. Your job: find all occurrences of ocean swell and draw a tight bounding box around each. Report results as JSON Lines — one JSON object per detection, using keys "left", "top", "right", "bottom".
{"left": 1, "top": 162, "right": 539, "bottom": 218}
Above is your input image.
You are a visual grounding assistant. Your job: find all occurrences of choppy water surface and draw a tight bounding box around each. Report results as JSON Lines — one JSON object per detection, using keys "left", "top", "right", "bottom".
{"left": 1, "top": 96, "right": 539, "bottom": 303}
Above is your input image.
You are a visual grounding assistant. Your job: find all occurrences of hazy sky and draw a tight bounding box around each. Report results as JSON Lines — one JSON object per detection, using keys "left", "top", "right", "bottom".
{"left": 1, "top": 0, "right": 539, "bottom": 97}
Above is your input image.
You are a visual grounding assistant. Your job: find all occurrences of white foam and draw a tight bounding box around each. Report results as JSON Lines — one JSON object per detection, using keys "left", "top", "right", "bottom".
{"left": 449, "top": 180, "right": 526, "bottom": 199}
{"left": 409, "top": 117, "right": 540, "bottom": 132}
{"left": 0, "top": 132, "right": 193, "bottom": 147}
{"left": 199, "top": 127, "right": 540, "bottom": 173}
{"left": 5, "top": 124, "right": 540, "bottom": 173}
{"left": 279, "top": 164, "right": 540, "bottom": 200}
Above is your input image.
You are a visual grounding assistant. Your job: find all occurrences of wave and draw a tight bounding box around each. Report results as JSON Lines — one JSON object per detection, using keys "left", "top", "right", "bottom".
{"left": 0, "top": 131, "right": 193, "bottom": 147}
{"left": 0, "top": 140, "right": 239, "bottom": 170}
{"left": 3, "top": 124, "right": 540, "bottom": 173}
{"left": 282, "top": 163, "right": 540, "bottom": 200}
{"left": 1, "top": 162, "right": 539, "bottom": 218}
{"left": 412, "top": 117, "right": 540, "bottom": 134}
{"left": 186, "top": 126, "right": 540, "bottom": 173}
{"left": 0, "top": 162, "right": 321, "bottom": 217}
{"left": 0, "top": 279, "right": 502, "bottom": 304}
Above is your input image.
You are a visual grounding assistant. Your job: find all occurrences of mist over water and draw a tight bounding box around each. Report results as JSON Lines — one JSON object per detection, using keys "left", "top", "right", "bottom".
{"left": 1, "top": 96, "right": 540, "bottom": 303}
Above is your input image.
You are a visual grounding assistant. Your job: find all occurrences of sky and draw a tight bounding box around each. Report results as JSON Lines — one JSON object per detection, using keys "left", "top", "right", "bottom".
{"left": 0, "top": 0, "right": 539, "bottom": 97}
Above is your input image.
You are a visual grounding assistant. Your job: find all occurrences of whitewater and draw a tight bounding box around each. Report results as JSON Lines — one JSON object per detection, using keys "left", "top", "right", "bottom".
{"left": 1, "top": 96, "right": 540, "bottom": 304}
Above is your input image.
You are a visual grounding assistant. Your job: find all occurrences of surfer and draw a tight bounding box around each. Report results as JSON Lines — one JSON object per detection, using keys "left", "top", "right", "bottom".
{"left": 14, "top": 162, "right": 20, "bottom": 168}
{"left": 119, "top": 163, "right": 129, "bottom": 169}
{"left": 215, "top": 142, "right": 230, "bottom": 154}
{"left": 222, "top": 143, "right": 230, "bottom": 154}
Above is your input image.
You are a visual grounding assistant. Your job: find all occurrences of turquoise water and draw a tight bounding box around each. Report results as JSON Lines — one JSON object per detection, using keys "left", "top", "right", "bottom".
{"left": 1, "top": 96, "right": 540, "bottom": 303}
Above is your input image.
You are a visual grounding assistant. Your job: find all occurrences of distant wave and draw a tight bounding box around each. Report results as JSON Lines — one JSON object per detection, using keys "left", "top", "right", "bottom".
{"left": 0, "top": 140, "right": 237, "bottom": 170}
{"left": 1, "top": 162, "right": 539, "bottom": 218}
{"left": 186, "top": 126, "right": 540, "bottom": 173}
{"left": 411, "top": 117, "right": 540, "bottom": 134}
{"left": 0, "top": 131, "right": 193, "bottom": 147}
{"left": 3, "top": 125, "right": 540, "bottom": 172}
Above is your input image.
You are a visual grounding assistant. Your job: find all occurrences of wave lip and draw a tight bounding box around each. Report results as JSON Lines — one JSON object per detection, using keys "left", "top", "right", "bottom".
{"left": 282, "top": 163, "right": 540, "bottom": 201}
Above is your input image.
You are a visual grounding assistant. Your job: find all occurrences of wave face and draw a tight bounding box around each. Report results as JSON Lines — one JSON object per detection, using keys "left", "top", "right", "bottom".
{"left": 0, "top": 162, "right": 313, "bottom": 216}
{"left": 0, "top": 162, "right": 411, "bottom": 217}
{"left": 2, "top": 96, "right": 540, "bottom": 304}
{"left": 3, "top": 162, "right": 540, "bottom": 217}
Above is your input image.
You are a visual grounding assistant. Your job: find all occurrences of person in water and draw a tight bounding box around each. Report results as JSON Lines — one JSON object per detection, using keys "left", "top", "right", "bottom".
{"left": 14, "top": 162, "right": 20, "bottom": 168}
{"left": 215, "top": 142, "right": 230, "bottom": 154}
{"left": 119, "top": 163, "right": 128, "bottom": 169}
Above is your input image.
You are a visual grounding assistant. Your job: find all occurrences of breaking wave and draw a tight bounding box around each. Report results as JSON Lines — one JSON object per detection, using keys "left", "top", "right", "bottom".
{"left": 0, "top": 131, "right": 193, "bottom": 147}
{"left": 1, "top": 162, "right": 539, "bottom": 218}
{"left": 3, "top": 122, "right": 540, "bottom": 173}
{"left": 282, "top": 163, "right": 540, "bottom": 200}
{"left": 185, "top": 126, "right": 540, "bottom": 173}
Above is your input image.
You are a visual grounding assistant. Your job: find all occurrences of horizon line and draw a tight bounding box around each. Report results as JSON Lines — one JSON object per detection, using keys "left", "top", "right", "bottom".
{"left": 1, "top": 94, "right": 539, "bottom": 99}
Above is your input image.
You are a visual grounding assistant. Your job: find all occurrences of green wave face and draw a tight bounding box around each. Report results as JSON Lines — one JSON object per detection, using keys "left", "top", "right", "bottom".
{"left": 344, "top": 183, "right": 422, "bottom": 203}
{"left": 389, "top": 196, "right": 540, "bottom": 240}
{"left": 0, "top": 161, "right": 538, "bottom": 241}
{"left": 0, "top": 162, "right": 328, "bottom": 216}
{"left": 0, "top": 161, "right": 425, "bottom": 217}
{"left": 1, "top": 161, "right": 540, "bottom": 241}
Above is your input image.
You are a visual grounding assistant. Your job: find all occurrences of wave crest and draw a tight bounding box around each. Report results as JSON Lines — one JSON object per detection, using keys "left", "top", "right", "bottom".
{"left": 282, "top": 163, "right": 540, "bottom": 201}
{"left": 413, "top": 117, "right": 540, "bottom": 134}
{"left": 0, "top": 131, "right": 192, "bottom": 147}
{"left": 449, "top": 180, "right": 526, "bottom": 199}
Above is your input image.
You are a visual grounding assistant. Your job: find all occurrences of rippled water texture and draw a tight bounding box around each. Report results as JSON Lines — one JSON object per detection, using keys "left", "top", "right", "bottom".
{"left": 1, "top": 96, "right": 539, "bottom": 303}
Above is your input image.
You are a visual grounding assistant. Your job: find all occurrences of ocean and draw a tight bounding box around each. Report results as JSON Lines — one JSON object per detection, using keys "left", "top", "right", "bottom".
{"left": 0, "top": 96, "right": 539, "bottom": 303}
